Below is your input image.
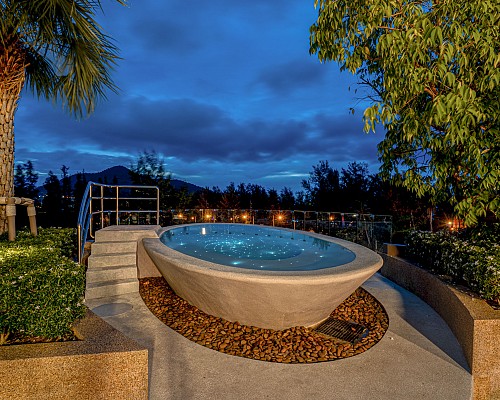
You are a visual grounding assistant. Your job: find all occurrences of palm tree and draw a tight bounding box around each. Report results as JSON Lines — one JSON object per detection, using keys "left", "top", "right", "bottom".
{"left": 0, "top": 0, "right": 125, "bottom": 233}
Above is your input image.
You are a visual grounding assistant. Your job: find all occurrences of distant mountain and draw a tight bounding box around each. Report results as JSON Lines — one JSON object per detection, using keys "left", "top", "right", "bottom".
{"left": 38, "top": 165, "right": 203, "bottom": 195}
{"left": 70, "top": 165, "right": 132, "bottom": 186}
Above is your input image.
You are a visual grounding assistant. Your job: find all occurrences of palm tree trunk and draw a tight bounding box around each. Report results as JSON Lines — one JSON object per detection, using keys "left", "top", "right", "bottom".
{"left": 0, "top": 39, "right": 26, "bottom": 234}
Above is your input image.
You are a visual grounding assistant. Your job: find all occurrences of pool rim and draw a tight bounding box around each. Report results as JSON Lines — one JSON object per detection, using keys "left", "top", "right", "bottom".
{"left": 153, "top": 223, "right": 381, "bottom": 280}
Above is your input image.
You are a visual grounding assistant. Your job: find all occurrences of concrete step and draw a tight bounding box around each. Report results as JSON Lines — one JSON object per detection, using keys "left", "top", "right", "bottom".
{"left": 86, "top": 264, "right": 137, "bottom": 284}
{"left": 88, "top": 252, "right": 136, "bottom": 268}
{"left": 91, "top": 241, "right": 137, "bottom": 255}
{"left": 85, "top": 278, "right": 139, "bottom": 300}
{"left": 95, "top": 225, "right": 160, "bottom": 243}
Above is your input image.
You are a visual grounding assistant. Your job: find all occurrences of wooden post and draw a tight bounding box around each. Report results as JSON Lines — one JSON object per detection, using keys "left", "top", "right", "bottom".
{"left": 27, "top": 203, "right": 37, "bottom": 236}
{"left": 6, "top": 197, "right": 16, "bottom": 241}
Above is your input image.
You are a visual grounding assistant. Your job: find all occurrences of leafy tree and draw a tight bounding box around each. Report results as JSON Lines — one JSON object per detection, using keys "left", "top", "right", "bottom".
{"left": 340, "top": 162, "right": 370, "bottom": 212}
{"left": 247, "top": 184, "right": 270, "bottom": 210}
{"left": 310, "top": 0, "right": 500, "bottom": 225}
{"left": 279, "top": 187, "right": 296, "bottom": 210}
{"left": 194, "top": 188, "right": 214, "bottom": 210}
{"left": 268, "top": 188, "right": 279, "bottom": 210}
{"left": 237, "top": 183, "right": 251, "bottom": 209}
{"left": 23, "top": 160, "right": 38, "bottom": 199}
{"left": 130, "top": 151, "right": 174, "bottom": 219}
{"left": 173, "top": 186, "right": 193, "bottom": 211}
{"left": 301, "top": 160, "right": 341, "bottom": 211}
{"left": 294, "top": 190, "right": 308, "bottom": 210}
{"left": 73, "top": 171, "right": 88, "bottom": 218}
{"left": 0, "top": 0, "right": 125, "bottom": 233}
{"left": 130, "top": 151, "right": 170, "bottom": 186}
{"left": 41, "top": 171, "right": 63, "bottom": 226}
{"left": 13, "top": 165, "right": 25, "bottom": 197}
{"left": 60, "top": 165, "right": 72, "bottom": 217}
{"left": 14, "top": 160, "right": 39, "bottom": 199}
{"left": 219, "top": 183, "right": 239, "bottom": 210}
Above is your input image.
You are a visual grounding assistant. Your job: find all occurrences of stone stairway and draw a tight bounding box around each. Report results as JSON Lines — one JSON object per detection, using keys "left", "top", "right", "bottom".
{"left": 85, "top": 225, "right": 160, "bottom": 300}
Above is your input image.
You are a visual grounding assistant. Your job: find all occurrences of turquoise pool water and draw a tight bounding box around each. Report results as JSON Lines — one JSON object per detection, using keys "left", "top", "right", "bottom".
{"left": 160, "top": 223, "right": 355, "bottom": 271}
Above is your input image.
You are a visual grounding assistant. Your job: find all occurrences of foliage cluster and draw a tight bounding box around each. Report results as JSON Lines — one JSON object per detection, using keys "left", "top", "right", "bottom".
{"left": 14, "top": 163, "right": 89, "bottom": 228}
{"left": 1, "top": 0, "right": 125, "bottom": 118}
{"left": 0, "top": 228, "right": 85, "bottom": 344}
{"left": 406, "top": 226, "right": 500, "bottom": 304}
{"left": 310, "top": 0, "right": 500, "bottom": 225}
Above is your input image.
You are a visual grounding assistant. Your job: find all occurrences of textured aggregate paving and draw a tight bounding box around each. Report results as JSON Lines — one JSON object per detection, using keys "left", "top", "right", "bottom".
{"left": 139, "top": 277, "right": 389, "bottom": 363}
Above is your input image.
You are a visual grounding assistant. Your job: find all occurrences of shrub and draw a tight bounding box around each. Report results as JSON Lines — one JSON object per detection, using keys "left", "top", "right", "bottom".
{"left": 0, "top": 228, "right": 86, "bottom": 344}
{"left": 406, "top": 227, "right": 500, "bottom": 304}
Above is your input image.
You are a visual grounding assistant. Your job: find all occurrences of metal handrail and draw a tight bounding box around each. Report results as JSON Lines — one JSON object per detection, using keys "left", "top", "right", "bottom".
{"left": 77, "top": 182, "right": 159, "bottom": 263}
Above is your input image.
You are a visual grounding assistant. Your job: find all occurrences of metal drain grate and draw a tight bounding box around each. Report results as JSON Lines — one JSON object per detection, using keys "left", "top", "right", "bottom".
{"left": 313, "top": 317, "right": 369, "bottom": 344}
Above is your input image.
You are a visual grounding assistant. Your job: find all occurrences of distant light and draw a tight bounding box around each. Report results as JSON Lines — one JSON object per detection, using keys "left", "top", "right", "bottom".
{"left": 201, "top": 227, "right": 206, "bottom": 235}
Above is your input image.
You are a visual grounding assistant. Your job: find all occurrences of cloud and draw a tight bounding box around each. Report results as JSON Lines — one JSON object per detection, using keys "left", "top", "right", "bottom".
{"left": 255, "top": 59, "right": 329, "bottom": 96}
{"left": 12, "top": 0, "right": 382, "bottom": 192}
{"left": 16, "top": 94, "right": 380, "bottom": 165}
{"left": 14, "top": 95, "right": 381, "bottom": 191}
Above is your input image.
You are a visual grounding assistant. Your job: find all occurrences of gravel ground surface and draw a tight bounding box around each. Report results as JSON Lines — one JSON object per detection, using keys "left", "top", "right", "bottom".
{"left": 139, "top": 277, "right": 389, "bottom": 363}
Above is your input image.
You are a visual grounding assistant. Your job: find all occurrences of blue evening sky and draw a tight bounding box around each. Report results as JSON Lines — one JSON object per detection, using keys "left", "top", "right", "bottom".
{"left": 14, "top": 0, "right": 382, "bottom": 191}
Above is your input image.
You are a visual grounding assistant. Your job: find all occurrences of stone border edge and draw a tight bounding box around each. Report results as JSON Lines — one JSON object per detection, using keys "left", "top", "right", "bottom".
{"left": 0, "top": 309, "right": 148, "bottom": 400}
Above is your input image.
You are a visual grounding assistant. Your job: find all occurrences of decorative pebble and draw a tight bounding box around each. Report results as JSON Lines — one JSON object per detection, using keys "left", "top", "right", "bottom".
{"left": 139, "top": 277, "right": 389, "bottom": 363}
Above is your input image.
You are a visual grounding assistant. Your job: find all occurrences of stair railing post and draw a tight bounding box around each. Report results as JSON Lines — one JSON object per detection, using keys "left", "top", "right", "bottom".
{"left": 116, "top": 185, "right": 120, "bottom": 225}
{"left": 100, "top": 185, "right": 104, "bottom": 229}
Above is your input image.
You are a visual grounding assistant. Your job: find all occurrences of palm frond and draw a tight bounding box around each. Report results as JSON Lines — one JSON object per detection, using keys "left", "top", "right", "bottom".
{"left": 24, "top": 47, "right": 57, "bottom": 101}
{"left": 3, "top": 0, "right": 126, "bottom": 118}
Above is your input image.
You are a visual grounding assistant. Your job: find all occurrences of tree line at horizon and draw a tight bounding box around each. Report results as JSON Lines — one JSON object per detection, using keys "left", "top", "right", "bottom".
{"left": 14, "top": 153, "right": 437, "bottom": 234}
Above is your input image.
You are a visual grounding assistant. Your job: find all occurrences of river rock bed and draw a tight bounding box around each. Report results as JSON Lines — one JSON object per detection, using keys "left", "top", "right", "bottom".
{"left": 139, "top": 277, "right": 389, "bottom": 363}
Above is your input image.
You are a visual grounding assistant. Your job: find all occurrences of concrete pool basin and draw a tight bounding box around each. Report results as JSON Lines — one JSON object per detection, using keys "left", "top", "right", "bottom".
{"left": 143, "top": 224, "right": 383, "bottom": 330}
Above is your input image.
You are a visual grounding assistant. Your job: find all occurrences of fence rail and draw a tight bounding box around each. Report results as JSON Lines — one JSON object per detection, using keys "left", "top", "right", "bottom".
{"left": 162, "top": 209, "right": 392, "bottom": 251}
{"left": 77, "top": 182, "right": 160, "bottom": 263}
{"left": 77, "top": 183, "right": 392, "bottom": 262}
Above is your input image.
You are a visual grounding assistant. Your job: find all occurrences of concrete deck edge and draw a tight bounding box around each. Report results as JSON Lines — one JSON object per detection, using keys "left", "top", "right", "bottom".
{"left": 0, "top": 309, "right": 148, "bottom": 400}
{"left": 379, "top": 253, "right": 500, "bottom": 400}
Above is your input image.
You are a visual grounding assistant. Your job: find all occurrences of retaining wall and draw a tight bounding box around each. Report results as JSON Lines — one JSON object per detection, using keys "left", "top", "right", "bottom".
{"left": 380, "top": 253, "right": 500, "bottom": 400}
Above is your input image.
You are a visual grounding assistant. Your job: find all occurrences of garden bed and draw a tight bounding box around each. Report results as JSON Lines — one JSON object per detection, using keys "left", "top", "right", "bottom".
{"left": 139, "top": 276, "right": 389, "bottom": 363}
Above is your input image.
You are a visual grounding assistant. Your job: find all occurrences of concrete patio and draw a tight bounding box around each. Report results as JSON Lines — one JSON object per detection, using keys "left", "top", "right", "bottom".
{"left": 85, "top": 273, "right": 473, "bottom": 400}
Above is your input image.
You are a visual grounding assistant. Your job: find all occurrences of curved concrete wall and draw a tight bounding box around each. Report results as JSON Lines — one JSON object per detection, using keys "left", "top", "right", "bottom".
{"left": 379, "top": 254, "right": 500, "bottom": 400}
{"left": 144, "top": 225, "right": 382, "bottom": 330}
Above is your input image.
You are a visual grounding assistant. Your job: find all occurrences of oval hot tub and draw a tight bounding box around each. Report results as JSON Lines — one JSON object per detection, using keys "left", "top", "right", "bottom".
{"left": 143, "top": 223, "right": 382, "bottom": 330}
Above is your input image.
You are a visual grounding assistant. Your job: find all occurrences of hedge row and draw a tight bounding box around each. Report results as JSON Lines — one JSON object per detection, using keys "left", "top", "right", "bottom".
{"left": 0, "top": 228, "right": 86, "bottom": 343}
{"left": 406, "top": 227, "right": 500, "bottom": 303}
